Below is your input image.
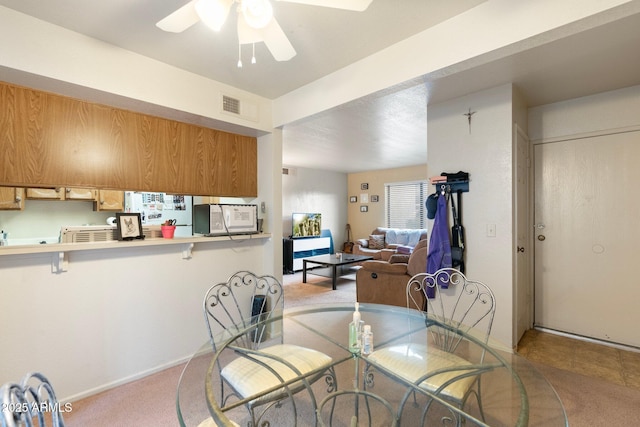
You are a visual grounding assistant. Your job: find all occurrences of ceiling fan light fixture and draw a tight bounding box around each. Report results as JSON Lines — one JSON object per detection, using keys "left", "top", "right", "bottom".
{"left": 195, "top": 0, "right": 233, "bottom": 31}
{"left": 242, "top": 0, "right": 273, "bottom": 29}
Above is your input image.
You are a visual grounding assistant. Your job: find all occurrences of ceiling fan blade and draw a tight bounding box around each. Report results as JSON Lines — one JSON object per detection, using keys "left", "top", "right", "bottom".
{"left": 238, "top": 15, "right": 296, "bottom": 61}
{"left": 260, "top": 17, "right": 297, "bottom": 61}
{"left": 156, "top": 0, "right": 200, "bottom": 33}
{"left": 276, "top": 0, "right": 372, "bottom": 12}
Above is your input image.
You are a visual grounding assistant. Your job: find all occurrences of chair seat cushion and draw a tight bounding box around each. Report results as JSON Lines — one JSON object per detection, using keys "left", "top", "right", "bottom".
{"left": 367, "top": 343, "right": 475, "bottom": 401}
{"left": 221, "top": 344, "right": 333, "bottom": 404}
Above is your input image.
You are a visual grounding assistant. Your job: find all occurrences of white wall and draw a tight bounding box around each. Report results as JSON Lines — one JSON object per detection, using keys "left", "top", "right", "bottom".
{"left": 282, "top": 167, "right": 347, "bottom": 247}
{"left": 427, "top": 84, "right": 516, "bottom": 348}
{"left": 528, "top": 84, "right": 640, "bottom": 142}
{"left": 0, "top": 6, "right": 273, "bottom": 135}
{"left": 0, "top": 240, "right": 270, "bottom": 401}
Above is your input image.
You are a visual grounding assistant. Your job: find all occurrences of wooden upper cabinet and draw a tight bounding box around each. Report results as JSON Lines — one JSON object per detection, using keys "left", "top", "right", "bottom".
{"left": 65, "top": 187, "right": 96, "bottom": 201}
{"left": 0, "top": 187, "right": 24, "bottom": 210}
{"left": 26, "top": 187, "right": 64, "bottom": 200}
{"left": 0, "top": 82, "right": 257, "bottom": 197}
{"left": 25, "top": 187, "right": 96, "bottom": 201}
{"left": 94, "top": 190, "right": 124, "bottom": 211}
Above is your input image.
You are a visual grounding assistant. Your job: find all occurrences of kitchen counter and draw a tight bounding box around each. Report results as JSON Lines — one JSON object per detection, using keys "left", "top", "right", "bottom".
{"left": 0, "top": 233, "right": 272, "bottom": 272}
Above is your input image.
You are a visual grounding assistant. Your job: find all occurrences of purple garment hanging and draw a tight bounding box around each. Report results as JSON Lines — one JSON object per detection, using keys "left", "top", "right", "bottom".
{"left": 426, "top": 193, "right": 452, "bottom": 298}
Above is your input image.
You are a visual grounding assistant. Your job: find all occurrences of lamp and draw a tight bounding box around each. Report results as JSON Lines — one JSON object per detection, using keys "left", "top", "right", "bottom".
{"left": 196, "top": 0, "right": 274, "bottom": 32}
{"left": 195, "top": 0, "right": 233, "bottom": 32}
{"left": 241, "top": 0, "right": 273, "bottom": 29}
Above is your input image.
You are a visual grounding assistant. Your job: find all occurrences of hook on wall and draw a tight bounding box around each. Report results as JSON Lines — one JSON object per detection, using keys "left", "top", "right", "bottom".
{"left": 430, "top": 172, "right": 470, "bottom": 194}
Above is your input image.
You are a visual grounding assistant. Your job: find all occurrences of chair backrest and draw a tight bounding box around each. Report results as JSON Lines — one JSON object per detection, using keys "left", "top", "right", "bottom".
{"left": 0, "top": 372, "right": 65, "bottom": 427}
{"left": 406, "top": 268, "right": 496, "bottom": 354}
{"left": 203, "top": 271, "right": 284, "bottom": 352}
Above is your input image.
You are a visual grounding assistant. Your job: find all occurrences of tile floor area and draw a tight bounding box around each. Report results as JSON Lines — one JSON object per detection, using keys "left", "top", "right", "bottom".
{"left": 517, "top": 329, "right": 640, "bottom": 391}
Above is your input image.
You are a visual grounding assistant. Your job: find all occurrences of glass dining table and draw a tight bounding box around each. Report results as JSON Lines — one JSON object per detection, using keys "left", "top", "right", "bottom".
{"left": 177, "top": 303, "right": 568, "bottom": 427}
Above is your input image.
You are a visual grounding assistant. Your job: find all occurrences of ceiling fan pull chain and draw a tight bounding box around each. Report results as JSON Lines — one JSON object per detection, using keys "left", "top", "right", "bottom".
{"left": 252, "top": 43, "right": 257, "bottom": 64}
{"left": 237, "top": 43, "right": 243, "bottom": 68}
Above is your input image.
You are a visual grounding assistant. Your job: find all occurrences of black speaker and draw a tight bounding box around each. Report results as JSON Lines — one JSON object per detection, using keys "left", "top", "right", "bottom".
{"left": 283, "top": 238, "right": 294, "bottom": 274}
{"left": 251, "top": 294, "right": 267, "bottom": 342}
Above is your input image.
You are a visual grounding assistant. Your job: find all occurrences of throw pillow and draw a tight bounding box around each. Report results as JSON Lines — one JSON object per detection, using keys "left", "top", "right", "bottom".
{"left": 396, "top": 245, "right": 413, "bottom": 255}
{"left": 368, "top": 234, "right": 385, "bottom": 250}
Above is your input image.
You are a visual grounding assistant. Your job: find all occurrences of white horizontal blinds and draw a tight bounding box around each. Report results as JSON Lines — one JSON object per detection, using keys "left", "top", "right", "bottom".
{"left": 385, "top": 180, "right": 427, "bottom": 229}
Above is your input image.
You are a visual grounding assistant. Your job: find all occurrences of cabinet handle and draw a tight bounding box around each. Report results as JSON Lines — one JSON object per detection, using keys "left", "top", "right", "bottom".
{"left": 15, "top": 196, "right": 22, "bottom": 202}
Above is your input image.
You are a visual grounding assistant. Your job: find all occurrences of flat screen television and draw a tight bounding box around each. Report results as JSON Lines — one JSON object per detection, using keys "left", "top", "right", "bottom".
{"left": 292, "top": 213, "right": 322, "bottom": 238}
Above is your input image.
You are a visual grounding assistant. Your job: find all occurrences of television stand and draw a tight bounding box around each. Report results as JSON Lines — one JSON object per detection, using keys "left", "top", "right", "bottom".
{"left": 283, "top": 236, "right": 331, "bottom": 273}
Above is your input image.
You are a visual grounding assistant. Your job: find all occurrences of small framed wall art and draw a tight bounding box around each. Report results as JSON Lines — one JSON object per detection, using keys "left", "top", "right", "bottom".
{"left": 361, "top": 183, "right": 369, "bottom": 190}
{"left": 349, "top": 196, "right": 357, "bottom": 203}
{"left": 371, "top": 195, "right": 379, "bottom": 203}
{"left": 360, "top": 205, "right": 368, "bottom": 213}
{"left": 116, "top": 213, "right": 145, "bottom": 241}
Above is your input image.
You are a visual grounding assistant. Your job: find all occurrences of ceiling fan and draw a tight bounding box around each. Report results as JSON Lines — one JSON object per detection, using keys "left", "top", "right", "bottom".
{"left": 156, "top": 0, "right": 373, "bottom": 65}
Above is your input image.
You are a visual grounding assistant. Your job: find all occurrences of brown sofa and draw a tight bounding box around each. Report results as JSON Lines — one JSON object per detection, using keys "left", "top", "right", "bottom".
{"left": 356, "top": 239, "right": 428, "bottom": 308}
{"left": 353, "top": 227, "right": 428, "bottom": 261}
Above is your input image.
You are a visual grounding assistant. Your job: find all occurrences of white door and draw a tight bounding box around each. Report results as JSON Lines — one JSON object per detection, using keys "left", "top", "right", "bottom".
{"left": 534, "top": 130, "right": 640, "bottom": 348}
{"left": 514, "top": 125, "right": 532, "bottom": 345}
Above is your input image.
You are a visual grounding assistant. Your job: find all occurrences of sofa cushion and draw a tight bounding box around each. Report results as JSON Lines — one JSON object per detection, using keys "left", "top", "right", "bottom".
{"left": 362, "top": 260, "right": 408, "bottom": 275}
{"left": 356, "top": 238, "right": 369, "bottom": 248}
{"left": 368, "top": 234, "right": 385, "bottom": 249}
{"left": 385, "top": 228, "right": 427, "bottom": 247}
{"left": 389, "top": 254, "right": 410, "bottom": 264}
{"left": 396, "top": 245, "right": 412, "bottom": 255}
{"left": 407, "top": 240, "right": 428, "bottom": 277}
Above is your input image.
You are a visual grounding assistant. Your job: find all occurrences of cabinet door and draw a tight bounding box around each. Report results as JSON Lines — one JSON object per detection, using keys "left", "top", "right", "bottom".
{"left": 26, "top": 187, "right": 64, "bottom": 200}
{"left": 0, "top": 187, "right": 25, "bottom": 210}
{"left": 65, "top": 187, "right": 96, "bottom": 200}
{"left": 95, "top": 190, "right": 124, "bottom": 211}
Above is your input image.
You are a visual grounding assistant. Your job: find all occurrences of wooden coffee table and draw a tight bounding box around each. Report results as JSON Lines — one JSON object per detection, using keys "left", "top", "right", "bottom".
{"left": 302, "top": 253, "right": 373, "bottom": 290}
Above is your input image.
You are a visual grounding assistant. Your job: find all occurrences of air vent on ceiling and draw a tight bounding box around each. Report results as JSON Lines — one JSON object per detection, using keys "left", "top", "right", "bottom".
{"left": 220, "top": 93, "right": 259, "bottom": 122}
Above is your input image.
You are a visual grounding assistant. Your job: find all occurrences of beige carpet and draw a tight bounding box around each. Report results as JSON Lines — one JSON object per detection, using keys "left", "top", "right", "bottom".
{"left": 63, "top": 272, "right": 640, "bottom": 426}
{"left": 283, "top": 269, "right": 358, "bottom": 308}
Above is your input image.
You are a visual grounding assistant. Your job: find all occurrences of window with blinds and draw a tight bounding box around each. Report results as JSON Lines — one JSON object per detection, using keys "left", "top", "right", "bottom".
{"left": 385, "top": 180, "right": 428, "bottom": 229}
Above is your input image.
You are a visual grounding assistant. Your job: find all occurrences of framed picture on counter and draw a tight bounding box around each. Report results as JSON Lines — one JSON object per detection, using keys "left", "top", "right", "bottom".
{"left": 116, "top": 213, "right": 144, "bottom": 241}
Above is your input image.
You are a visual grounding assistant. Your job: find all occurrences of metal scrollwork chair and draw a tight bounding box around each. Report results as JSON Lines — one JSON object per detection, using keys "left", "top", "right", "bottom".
{"left": 1, "top": 372, "right": 66, "bottom": 427}
{"left": 365, "top": 268, "right": 496, "bottom": 426}
{"left": 203, "top": 271, "right": 336, "bottom": 426}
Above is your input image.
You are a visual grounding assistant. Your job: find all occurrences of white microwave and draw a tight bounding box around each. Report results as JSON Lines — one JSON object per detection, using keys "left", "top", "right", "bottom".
{"left": 193, "top": 204, "right": 258, "bottom": 236}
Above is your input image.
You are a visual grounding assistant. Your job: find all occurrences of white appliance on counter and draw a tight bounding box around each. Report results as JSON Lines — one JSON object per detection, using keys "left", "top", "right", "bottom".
{"left": 60, "top": 225, "right": 164, "bottom": 243}
{"left": 193, "top": 204, "right": 258, "bottom": 236}
{"left": 124, "top": 192, "right": 193, "bottom": 237}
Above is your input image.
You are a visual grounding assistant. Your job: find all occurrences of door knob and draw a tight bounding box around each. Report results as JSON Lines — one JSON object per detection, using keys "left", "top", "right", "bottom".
{"left": 517, "top": 246, "right": 525, "bottom": 253}
{"left": 537, "top": 235, "right": 546, "bottom": 241}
